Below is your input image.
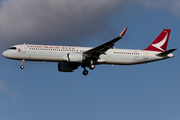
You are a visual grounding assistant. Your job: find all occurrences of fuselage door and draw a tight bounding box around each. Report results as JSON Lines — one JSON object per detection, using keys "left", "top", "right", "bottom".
{"left": 21, "top": 43, "right": 26, "bottom": 53}
{"left": 144, "top": 51, "right": 148, "bottom": 59}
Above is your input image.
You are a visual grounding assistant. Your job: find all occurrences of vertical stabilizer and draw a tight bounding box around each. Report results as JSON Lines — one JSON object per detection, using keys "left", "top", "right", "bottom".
{"left": 144, "top": 29, "right": 171, "bottom": 52}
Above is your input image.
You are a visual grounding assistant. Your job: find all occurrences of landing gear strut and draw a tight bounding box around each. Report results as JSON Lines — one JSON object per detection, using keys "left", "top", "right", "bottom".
{"left": 89, "top": 60, "right": 95, "bottom": 70}
{"left": 20, "top": 60, "right": 25, "bottom": 69}
{"left": 89, "top": 64, "right": 95, "bottom": 70}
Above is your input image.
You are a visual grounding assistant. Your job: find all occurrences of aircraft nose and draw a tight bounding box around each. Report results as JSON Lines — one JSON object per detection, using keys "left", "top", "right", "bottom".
{"left": 2, "top": 50, "right": 10, "bottom": 58}
{"left": 2, "top": 51, "right": 7, "bottom": 57}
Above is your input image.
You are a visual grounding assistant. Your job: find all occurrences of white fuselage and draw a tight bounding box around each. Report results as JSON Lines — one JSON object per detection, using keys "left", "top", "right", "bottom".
{"left": 2, "top": 44, "right": 174, "bottom": 65}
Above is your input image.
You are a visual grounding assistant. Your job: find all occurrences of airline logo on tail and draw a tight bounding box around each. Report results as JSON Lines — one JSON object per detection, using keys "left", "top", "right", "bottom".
{"left": 152, "top": 32, "right": 168, "bottom": 52}
{"left": 145, "top": 29, "right": 171, "bottom": 52}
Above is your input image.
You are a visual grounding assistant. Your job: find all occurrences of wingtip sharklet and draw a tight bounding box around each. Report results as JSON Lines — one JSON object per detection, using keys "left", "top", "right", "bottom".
{"left": 120, "top": 27, "right": 128, "bottom": 37}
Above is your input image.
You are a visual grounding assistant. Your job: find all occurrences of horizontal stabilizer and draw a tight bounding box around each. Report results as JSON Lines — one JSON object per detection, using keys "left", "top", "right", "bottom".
{"left": 157, "top": 48, "right": 177, "bottom": 56}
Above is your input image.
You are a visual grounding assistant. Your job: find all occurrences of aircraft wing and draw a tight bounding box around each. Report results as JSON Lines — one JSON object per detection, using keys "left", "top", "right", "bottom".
{"left": 83, "top": 27, "right": 127, "bottom": 60}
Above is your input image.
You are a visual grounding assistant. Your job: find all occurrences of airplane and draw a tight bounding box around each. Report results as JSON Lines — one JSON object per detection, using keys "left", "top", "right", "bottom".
{"left": 2, "top": 27, "right": 176, "bottom": 76}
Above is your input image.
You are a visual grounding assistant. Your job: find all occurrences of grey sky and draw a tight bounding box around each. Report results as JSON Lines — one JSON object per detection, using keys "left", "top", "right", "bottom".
{"left": 0, "top": 0, "right": 179, "bottom": 47}
{"left": 0, "top": 0, "right": 128, "bottom": 47}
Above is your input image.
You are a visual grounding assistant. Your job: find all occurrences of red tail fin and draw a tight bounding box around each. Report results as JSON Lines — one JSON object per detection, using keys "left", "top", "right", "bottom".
{"left": 144, "top": 29, "right": 171, "bottom": 52}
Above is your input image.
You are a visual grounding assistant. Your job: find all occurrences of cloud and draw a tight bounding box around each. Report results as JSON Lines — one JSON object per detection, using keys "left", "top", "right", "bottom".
{"left": 0, "top": 0, "right": 179, "bottom": 48}
{"left": 0, "top": 80, "right": 18, "bottom": 103}
{"left": 138, "top": 0, "right": 180, "bottom": 16}
{"left": 0, "top": 0, "right": 129, "bottom": 47}
{"left": 170, "top": 0, "right": 180, "bottom": 15}
{"left": 137, "top": 0, "right": 170, "bottom": 8}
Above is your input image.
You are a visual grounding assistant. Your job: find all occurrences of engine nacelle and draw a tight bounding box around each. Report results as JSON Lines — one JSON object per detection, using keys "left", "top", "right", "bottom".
{"left": 58, "top": 62, "right": 78, "bottom": 72}
{"left": 63, "top": 53, "right": 83, "bottom": 63}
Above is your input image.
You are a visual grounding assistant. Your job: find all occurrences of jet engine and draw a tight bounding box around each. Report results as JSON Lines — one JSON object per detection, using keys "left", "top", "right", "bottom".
{"left": 58, "top": 62, "right": 79, "bottom": 72}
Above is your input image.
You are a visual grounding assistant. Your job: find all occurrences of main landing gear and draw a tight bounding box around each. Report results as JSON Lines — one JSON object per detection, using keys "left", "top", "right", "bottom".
{"left": 89, "top": 64, "right": 95, "bottom": 70}
{"left": 83, "top": 69, "right": 88, "bottom": 76}
{"left": 82, "top": 64, "right": 95, "bottom": 76}
{"left": 89, "top": 60, "right": 95, "bottom": 70}
{"left": 20, "top": 60, "right": 25, "bottom": 69}
{"left": 82, "top": 66, "right": 88, "bottom": 76}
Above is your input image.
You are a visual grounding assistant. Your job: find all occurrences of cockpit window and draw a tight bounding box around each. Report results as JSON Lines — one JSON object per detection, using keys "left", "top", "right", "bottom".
{"left": 9, "top": 47, "right": 17, "bottom": 50}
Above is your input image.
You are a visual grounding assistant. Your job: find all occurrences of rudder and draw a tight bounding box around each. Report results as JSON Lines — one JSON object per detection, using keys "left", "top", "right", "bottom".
{"left": 144, "top": 29, "right": 171, "bottom": 52}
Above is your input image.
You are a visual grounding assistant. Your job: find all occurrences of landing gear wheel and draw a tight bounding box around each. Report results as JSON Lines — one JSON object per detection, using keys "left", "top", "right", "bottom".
{"left": 20, "top": 65, "right": 24, "bottom": 69}
{"left": 83, "top": 70, "right": 88, "bottom": 76}
{"left": 89, "top": 64, "right": 95, "bottom": 70}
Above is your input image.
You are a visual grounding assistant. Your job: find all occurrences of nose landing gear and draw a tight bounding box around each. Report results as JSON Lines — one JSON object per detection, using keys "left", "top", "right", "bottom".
{"left": 20, "top": 60, "right": 25, "bottom": 69}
